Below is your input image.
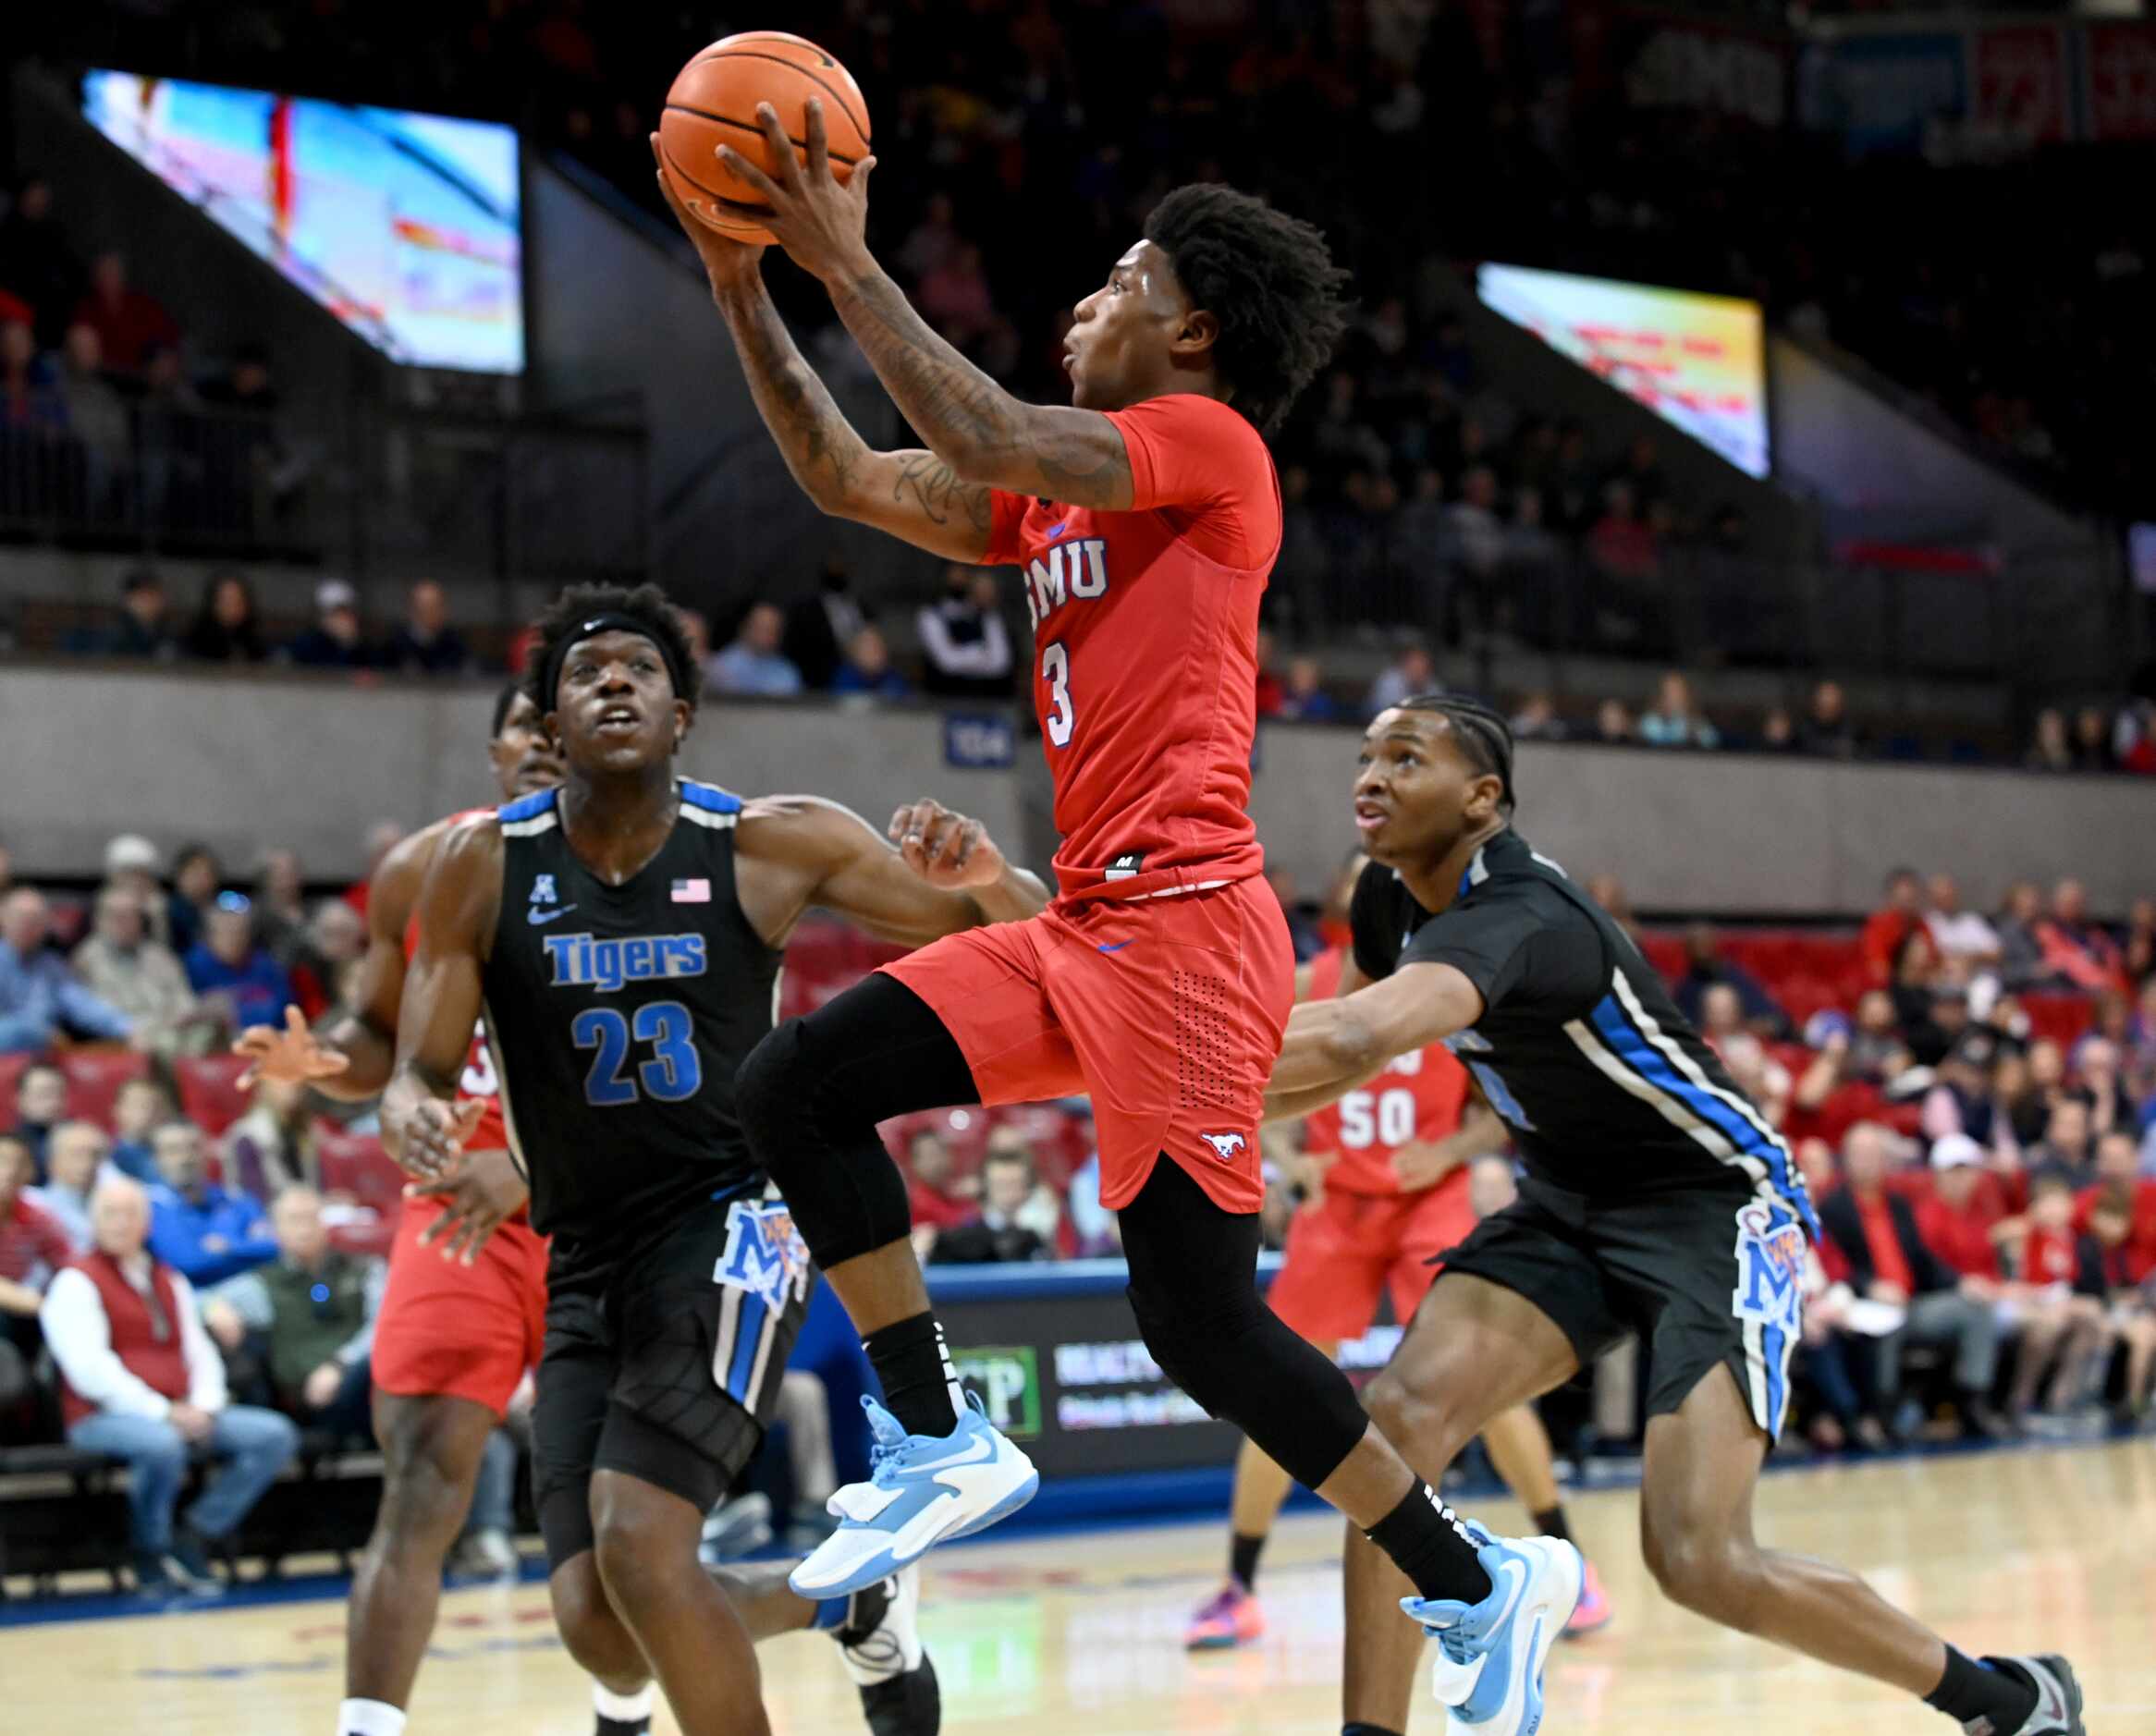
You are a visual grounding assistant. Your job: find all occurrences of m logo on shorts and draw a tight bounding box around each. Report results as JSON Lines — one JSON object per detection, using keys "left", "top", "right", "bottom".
{"left": 1201, "top": 1131, "right": 1248, "bottom": 1161}
{"left": 1731, "top": 1199, "right": 1807, "bottom": 1336}
{"left": 714, "top": 1199, "right": 811, "bottom": 1314}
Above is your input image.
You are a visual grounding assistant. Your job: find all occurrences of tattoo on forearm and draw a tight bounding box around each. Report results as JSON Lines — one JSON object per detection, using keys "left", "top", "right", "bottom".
{"left": 832, "top": 270, "right": 1129, "bottom": 507}
{"left": 893, "top": 452, "right": 993, "bottom": 531}
{"left": 727, "top": 288, "right": 866, "bottom": 504}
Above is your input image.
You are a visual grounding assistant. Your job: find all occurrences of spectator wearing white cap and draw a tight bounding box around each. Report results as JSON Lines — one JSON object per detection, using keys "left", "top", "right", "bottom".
{"left": 71, "top": 882, "right": 212, "bottom": 1060}
{"left": 284, "top": 580, "right": 374, "bottom": 670}
{"left": 1916, "top": 1134, "right": 2102, "bottom": 1422}
{"left": 102, "top": 833, "right": 171, "bottom": 946}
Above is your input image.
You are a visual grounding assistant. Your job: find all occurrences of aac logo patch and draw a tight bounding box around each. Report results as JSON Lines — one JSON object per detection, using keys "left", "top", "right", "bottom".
{"left": 713, "top": 1199, "right": 812, "bottom": 1314}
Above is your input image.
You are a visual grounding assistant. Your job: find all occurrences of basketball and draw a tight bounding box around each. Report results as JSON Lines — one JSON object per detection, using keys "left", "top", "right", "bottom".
{"left": 658, "top": 31, "right": 872, "bottom": 245}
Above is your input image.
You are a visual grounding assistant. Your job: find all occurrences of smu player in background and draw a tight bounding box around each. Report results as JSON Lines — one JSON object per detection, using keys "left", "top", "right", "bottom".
{"left": 1186, "top": 940, "right": 1612, "bottom": 1652}
{"left": 655, "top": 104, "right": 1508, "bottom": 1643}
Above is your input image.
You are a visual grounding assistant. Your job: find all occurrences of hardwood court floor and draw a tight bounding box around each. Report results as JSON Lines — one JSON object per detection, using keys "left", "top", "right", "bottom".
{"left": 7, "top": 1442, "right": 2154, "bottom": 1732}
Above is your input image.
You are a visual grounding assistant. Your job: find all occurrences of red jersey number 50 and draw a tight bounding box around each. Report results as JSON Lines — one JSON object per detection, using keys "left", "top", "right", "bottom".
{"left": 1042, "top": 642, "right": 1074, "bottom": 747}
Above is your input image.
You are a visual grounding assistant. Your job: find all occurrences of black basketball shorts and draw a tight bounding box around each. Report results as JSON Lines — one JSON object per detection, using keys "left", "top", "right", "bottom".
{"left": 533, "top": 1184, "right": 816, "bottom": 1569}
{"left": 1437, "top": 1172, "right": 1811, "bottom": 1440}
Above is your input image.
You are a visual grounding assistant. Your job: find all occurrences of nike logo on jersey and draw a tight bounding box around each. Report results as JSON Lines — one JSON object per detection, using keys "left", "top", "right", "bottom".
{"left": 1097, "top": 939, "right": 1133, "bottom": 954}
{"left": 1201, "top": 1131, "right": 1248, "bottom": 1160}
{"left": 527, "top": 903, "right": 577, "bottom": 925}
{"left": 1044, "top": 520, "right": 1069, "bottom": 540}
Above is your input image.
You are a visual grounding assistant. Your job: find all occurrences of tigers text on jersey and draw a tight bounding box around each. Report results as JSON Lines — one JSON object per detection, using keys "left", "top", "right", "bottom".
{"left": 981, "top": 393, "right": 1280, "bottom": 906}
{"left": 480, "top": 780, "right": 782, "bottom": 1290}
{"left": 1299, "top": 947, "right": 1472, "bottom": 1198}
{"left": 1349, "top": 830, "right": 1816, "bottom": 1234}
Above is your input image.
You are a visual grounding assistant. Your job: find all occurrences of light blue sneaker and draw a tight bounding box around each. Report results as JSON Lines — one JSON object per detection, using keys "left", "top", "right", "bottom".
{"left": 1403, "top": 1529, "right": 1583, "bottom": 1736}
{"left": 787, "top": 1393, "right": 1039, "bottom": 1600}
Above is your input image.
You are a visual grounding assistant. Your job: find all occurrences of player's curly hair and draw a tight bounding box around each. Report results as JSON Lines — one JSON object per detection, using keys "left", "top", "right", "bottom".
{"left": 1399, "top": 691, "right": 1517, "bottom": 816}
{"left": 522, "top": 582, "right": 703, "bottom": 715}
{"left": 1143, "top": 184, "right": 1354, "bottom": 435}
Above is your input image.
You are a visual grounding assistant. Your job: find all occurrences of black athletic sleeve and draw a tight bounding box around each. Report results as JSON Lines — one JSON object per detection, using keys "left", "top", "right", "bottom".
{"left": 1398, "top": 880, "right": 1604, "bottom": 1019}
{"left": 1349, "top": 861, "right": 1403, "bottom": 984}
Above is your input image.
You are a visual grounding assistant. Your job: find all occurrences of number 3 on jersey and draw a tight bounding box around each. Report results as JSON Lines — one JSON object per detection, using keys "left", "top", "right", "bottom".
{"left": 1042, "top": 642, "right": 1074, "bottom": 747}
{"left": 573, "top": 1001, "right": 700, "bottom": 1106}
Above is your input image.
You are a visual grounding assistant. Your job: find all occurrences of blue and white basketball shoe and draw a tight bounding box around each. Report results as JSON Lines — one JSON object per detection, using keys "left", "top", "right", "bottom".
{"left": 788, "top": 1392, "right": 1039, "bottom": 1599}
{"left": 1403, "top": 1527, "right": 1583, "bottom": 1736}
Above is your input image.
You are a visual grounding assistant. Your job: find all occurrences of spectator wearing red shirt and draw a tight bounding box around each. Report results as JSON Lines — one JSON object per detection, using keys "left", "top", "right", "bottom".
{"left": 2036, "top": 878, "right": 2128, "bottom": 995}
{"left": 2076, "top": 1130, "right": 2156, "bottom": 1288}
{"left": 70, "top": 251, "right": 178, "bottom": 376}
{"left": 1860, "top": 866, "right": 1935, "bottom": 989}
{"left": 1253, "top": 628, "right": 1286, "bottom": 718}
{"left": 341, "top": 821, "right": 407, "bottom": 922}
{"left": 0, "top": 1131, "right": 75, "bottom": 1414}
{"left": 1924, "top": 1136, "right": 2103, "bottom": 1418}
{"left": 1818, "top": 1123, "right": 2008, "bottom": 1439}
{"left": 901, "top": 1130, "right": 976, "bottom": 1263}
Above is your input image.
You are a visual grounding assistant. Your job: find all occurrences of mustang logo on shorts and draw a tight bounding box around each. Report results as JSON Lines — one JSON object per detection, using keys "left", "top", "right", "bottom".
{"left": 1730, "top": 1198, "right": 1807, "bottom": 1337}
{"left": 1201, "top": 1132, "right": 1249, "bottom": 1161}
{"left": 714, "top": 1199, "right": 812, "bottom": 1314}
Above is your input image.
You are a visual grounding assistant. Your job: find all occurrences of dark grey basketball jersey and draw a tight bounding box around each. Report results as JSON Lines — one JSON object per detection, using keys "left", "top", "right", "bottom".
{"left": 482, "top": 779, "right": 782, "bottom": 1289}
{"left": 1351, "top": 828, "right": 1815, "bottom": 1234}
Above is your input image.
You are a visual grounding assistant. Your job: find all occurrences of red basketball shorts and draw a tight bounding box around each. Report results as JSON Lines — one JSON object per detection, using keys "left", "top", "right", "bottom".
{"left": 1266, "top": 1176, "right": 1479, "bottom": 1343}
{"left": 371, "top": 1182, "right": 550, "bottom": 1418}
{"left": 879, "top": 876, "right": 1294, "bottom": 1216}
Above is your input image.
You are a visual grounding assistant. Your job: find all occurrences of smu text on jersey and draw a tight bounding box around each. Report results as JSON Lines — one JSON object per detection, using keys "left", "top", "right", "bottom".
{"left": 1021, "top": 535, "right": 1109, "bottom": 632}
{"left": 543, "top": 931, "right": 709, "bottom": 994}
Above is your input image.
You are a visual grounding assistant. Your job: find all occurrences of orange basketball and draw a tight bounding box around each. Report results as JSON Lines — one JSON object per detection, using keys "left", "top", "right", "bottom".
{"left": 658, "top": 31, "right": 872, "bottom": 246}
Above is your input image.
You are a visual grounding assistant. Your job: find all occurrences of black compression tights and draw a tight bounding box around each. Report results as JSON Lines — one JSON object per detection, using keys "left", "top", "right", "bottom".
{"left": 733, "top": 972, "right": 981, "bottom": 1265}
{"left": 735, "top": 972, "right": 1370, "bottom": 1490}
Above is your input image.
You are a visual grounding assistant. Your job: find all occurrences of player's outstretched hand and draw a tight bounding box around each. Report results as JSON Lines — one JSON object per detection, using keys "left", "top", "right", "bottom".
{"left": 890, "top": 798, "right": 1006, "bottom": 890}
{"left": 399, "top": 1096, "right": 486, "bottom": 1183}
{"left": 232, "top": 1004, "right": 351, "bottom": 1090}
{"left": 650, "top": 133, "right": 767, "bottom": 293}
{"left": 412, "top": 1147, "right": 530, "bottom": 1266}
{"left": 717, "top": 99, "right": 876, "bottom": 285}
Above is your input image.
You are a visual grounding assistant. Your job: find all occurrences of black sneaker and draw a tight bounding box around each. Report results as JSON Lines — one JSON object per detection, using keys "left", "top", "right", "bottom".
{"left": 169, "top": 1523, "right": 223, "bottom": 1590}
{"left": 832, "top": 1567, "right": 938, "bottom": 1736}
{"left": 1978, "top": 1654, "right": 2085, "bottom": 1735}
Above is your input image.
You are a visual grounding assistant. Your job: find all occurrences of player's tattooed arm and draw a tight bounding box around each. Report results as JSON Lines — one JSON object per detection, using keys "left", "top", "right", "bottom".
{"left": 657, "top": 137, "right": 999, "bottom": 562}
{"left": 705, "top": 103, "right": 1133, "bottom": 510}
{"left": 382, "top": 817, "right": 502, "bottom": 1180}
{"left": 1267, "top": 961, "right": 1485, "bottom": 1098}
{"left": 734, "top": 795, "right": 1048, "bottom": 952}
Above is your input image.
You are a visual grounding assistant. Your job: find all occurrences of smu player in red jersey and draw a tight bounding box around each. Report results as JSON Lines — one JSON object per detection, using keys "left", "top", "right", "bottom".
{"left": 657, "top": 108, "right": 1502, "bottom": 1620}
{"left": 238, "top": 685, "right": 938, "bottom": 1736}
{"left": 1188, "top": 947, "right": 1612, "bottom": 1650}
{"left": 235, "top": 684, "right": 565, "bottom": 1735}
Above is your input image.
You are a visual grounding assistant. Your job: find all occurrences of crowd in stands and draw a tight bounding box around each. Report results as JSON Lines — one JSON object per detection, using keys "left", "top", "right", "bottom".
{"left": 1, "top": 801, "right": 2153, "bottom": 1584}
{"left": 0, "top": 174, "right": 296, "bottom": 541}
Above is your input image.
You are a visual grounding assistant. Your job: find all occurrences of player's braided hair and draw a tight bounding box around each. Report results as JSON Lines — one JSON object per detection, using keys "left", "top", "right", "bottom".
{"left": 1397, "top": 691, "right": 1517, "bottom": 816}
{"left": 1143, "top": 184, "right": 1352, "bottom": 435}
{"left": 522, "top": 582, "right": 702, "bottom": 716}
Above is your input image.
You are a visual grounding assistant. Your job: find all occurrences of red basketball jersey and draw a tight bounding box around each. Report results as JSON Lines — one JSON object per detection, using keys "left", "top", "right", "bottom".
{"left": 1300, "top": 948, "right": 1473, "bottom": 1198}
{"left": 402, "top": 809, "right": 508, "bottom": 1153}
{"left": 983, "top": 394, "right": 1280, "bottom": 904}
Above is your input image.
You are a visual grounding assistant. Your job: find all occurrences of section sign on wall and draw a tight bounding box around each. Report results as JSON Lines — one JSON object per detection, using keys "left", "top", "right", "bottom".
{"left": 84, "top": 70, "right": 523, "bottom": 373}
{"left": 1476, "top": 263, "right": 1769, "bottom": 479}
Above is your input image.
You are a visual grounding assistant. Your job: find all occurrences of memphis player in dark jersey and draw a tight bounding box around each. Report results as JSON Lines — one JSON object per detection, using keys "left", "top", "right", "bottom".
{"left": 1267, "top": 694, "right": 2085, "bottom": 1736}
{"left": 382, "top": 584, "right": 1049, "bottom": 1736}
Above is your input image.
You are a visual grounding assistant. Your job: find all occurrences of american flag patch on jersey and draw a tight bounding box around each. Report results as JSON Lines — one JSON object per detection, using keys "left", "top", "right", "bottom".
{"left": 671, "top": 877, "right": 711, "bottom": 903}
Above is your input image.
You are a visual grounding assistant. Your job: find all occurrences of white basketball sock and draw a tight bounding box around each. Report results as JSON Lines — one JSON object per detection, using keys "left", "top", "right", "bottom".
{"left": 337, "top": 1699, "right": 408, "bottom": 1736}
{"left": 593, "top": 1681, "right": 657, "bottom": 1723}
